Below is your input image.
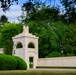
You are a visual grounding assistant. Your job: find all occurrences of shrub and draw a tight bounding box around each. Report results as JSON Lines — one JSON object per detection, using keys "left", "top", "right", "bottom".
{"left": 0, "top": 54, "right": 17, "bottom": 70}
{"left": 14, "top": 56, "right": 27, "bottom": 70}
{"left": 0, "top": 54, "right": 27, "bottom": 70}
{"left": 66, "top": 53, "right": 75, "bottom": 56}
{"left": 46, "top": 51, "right": 61, "bottom": 57}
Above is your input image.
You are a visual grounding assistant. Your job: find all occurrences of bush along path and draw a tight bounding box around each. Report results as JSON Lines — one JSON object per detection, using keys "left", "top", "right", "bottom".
{"left": 0, "top": 54, "right": 27, "bottom": 70}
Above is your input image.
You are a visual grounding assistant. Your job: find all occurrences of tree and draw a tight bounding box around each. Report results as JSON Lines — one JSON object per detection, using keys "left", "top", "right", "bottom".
{"left": 29, "top": 7, "right": 60, "bottom": 21}
{"left": 0, "top": 0, "right": 18, "bottom": 11}
{"left": 63, "top": 24, "right": 76, "bottom": 56}
{"left": 0, "top": 0, "right": 62, "bottom": 12}
{"left": 0, "top": 23, "right": 22, "bottom": 55}
{"left": 27, "top": 20, "right": 65, "bottom": 58}
{"left": 46, "top": 51, "right": 61, "bottom": 57}
{"left": 20, "top": 6, "right": 60, "bottom": 25}
{"left": 22, "top": 1, "right": 36, "bottom": 13}
{"left": 0, "top": 15, "right": 8, "bottom": 27}
{"left": 0, "top": 0, "right": 40, "bottom": 11}
{"left": 60, "top": 0, "right": 76, "bottom": 23}
{"left": 21, "top": 0, "right": 61, "bottom": 21}
{"left": 0, "top": 33, "right": 2, "bottom": 48}
{"left": 21, "top": 0, "right": 43, "bottom": 20}
{"left": 19, "top": 4, "right": 65, "bottom": 58}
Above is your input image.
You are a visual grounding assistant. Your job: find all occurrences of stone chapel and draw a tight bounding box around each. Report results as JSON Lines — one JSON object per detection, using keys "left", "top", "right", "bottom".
{"left": 12, "top": 26, "right": 39, "bottom": 69}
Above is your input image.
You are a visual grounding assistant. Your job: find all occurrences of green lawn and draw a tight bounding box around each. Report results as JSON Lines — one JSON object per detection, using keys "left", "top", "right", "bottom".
{"left": 0, "top": 70, "right": 76, "bottom": 75}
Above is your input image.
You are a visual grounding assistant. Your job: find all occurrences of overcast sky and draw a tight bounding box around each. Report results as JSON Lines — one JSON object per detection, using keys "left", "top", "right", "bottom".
{"left": 0, "top": 0, "right": 62, "bottom": 23}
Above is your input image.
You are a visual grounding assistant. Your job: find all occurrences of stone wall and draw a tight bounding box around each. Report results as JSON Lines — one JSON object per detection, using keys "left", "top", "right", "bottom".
{"left": 37, "top": 57, "right": 76, "bottom": 67}
{"left": 0, "top": 48, "right": 4, "bottom": 54}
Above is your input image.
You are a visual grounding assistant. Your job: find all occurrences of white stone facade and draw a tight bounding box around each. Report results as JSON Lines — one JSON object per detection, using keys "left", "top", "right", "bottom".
{"left": 12, "top": 26, "right": 39, "bottom": 69}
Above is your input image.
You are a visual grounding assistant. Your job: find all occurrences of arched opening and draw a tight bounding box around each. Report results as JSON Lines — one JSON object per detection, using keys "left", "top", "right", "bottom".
{"left": 16, "top": 42, "right": 23, "bottom": 48}
{"left": 28, "top": 42, "right": 35, "bottom": 48}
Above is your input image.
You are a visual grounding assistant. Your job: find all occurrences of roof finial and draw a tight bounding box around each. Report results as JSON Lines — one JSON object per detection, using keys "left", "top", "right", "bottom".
{"left": 23, "top": 25, "right": 25, "bottom": 30}
{"left": 23, "top": 25, "right": 29, "bottom": 33}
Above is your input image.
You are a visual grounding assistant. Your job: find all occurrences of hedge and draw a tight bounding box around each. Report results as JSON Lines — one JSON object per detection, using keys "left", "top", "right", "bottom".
{"left": 14, "top": 56, "right": 27, "bottom": 70}
{"left": 0, "top": 54, "right": 17, "bottom": 70}
{"left": 0, "top": 54, "right": 27, "bottom": 70}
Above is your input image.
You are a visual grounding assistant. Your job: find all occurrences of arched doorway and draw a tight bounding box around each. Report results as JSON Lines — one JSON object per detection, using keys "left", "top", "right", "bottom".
{"left": 28, "top": 42, "right": 35, "bottom": 68}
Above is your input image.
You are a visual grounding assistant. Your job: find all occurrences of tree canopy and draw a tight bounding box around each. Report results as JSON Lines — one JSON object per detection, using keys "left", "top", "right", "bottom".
{"left": 60, "top": 0, "right": 76, "bottom": 23}
{"left": 0, "top": 0, "right": 18, "bottom": 11}
{"left": 0, "top": 15, "right": 8, "bottom": 27}
{"left": 0, "top": 23, "right": 22, "bottom": 54}
{"left": 20, "top": 6, "right": 65, "bottom": 57}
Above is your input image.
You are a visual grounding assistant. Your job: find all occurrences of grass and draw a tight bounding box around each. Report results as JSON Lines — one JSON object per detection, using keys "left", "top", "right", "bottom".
{"left": 0, "top": 70, "right": 76, "bottom": 75}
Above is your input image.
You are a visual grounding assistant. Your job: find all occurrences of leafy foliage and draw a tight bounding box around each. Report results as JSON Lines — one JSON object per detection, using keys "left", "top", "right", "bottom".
{"left": 27, "top": 20, "right": 65, "bottom": 58}
{"left": 0, "top": 33, "right": 3, "bottom": 48}
{"left": 20, "top": 6, "right": 66, "bottom": 58}
{"left": 21, "top": 6, "right": 60, "bottom": 22}
{"left": 0, "top": 15, "right": 8, "bottom": 27}
{"left": 0, "top": 0, "right": 18, "bottom": 11}
{"left": 29, "top": 7, "right": 60, "bottom": 21}
{"left": 0, "top": 23, "right": 22, "bottom": 55}
{"left": 12, "top": 1, "right": 76, "bottom": 57}
{"left": 0, "top": 54, "right": 27, "bottom": 70}
{"left": 46, "top": 51, "right": 61, "bottom": 57}
{"left": 0, "top": 54, "right": 17, "bottom": 70}
{"left": 63, "top": 24, "right": 76, "bottom": 56}
{"left": 15, "top": 56, "right": 27, "bottom": 70}
{"left": 22, "top": 1, "right": 36, "bottom": 13}
{"left": 60, "top": 0, "right": 76, "bottom": 23}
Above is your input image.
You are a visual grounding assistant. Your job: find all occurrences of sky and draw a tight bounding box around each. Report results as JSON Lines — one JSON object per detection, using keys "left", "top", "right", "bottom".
{"left": 0, "top": 0, "right": 62, "bottom": 23}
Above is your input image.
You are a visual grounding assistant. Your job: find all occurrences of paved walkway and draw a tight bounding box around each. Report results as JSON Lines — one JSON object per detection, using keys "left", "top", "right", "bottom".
{"left": 28, "top": 68, "right": 76, "bottom": 71}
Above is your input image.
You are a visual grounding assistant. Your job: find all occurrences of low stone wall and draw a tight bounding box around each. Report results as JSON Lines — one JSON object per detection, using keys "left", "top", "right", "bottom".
{"left": 37, "top": 57, "right": 76, "bottom": 67}
{"left": 0, "top": 48, "right": 4, "bottom": 54}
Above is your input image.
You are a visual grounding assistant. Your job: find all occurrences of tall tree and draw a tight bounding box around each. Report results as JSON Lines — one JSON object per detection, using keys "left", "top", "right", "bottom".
{"left": 0, "top": 15, "right": 8, "bottom": 27}
{"left": 0, "top": 0, "right": 61, "bottom": 12}
{"left": 63, "top": 24, "right": 76, "bottom": 56}
{"left": 1, "top": 23, "right": 22, "bottom": 55}
{"left": 20, "top": 6, "right": 60, "bottom": 24}
{"left": 19, "top": 3, "right": 65, "bottom": 57}
{"left": 0, "top": 0, "right": 18, "bottom": 11}
{"left": 30, "top": 7, "right": 60, "bottom": 21}
{"left": 0, "top": 0, "right": 40, "bottom": 11}
{"left": 60, "top": 0, "right": 76, "bottom": 23}
{"left": 27, "top": 20, "right": 65, "bottom": 58}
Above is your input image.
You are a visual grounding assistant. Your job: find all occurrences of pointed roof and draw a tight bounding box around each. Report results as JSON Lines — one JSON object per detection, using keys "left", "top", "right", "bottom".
{"left": 12, "top": 26, "right": 38, "bottom": 39}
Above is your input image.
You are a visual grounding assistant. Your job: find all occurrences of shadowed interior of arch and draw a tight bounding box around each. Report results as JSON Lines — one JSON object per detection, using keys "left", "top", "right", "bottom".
{"left": 28, "top": 42, "right": 35, "bottom": 48}
{"left": 16, "top": 42, "right": 23, "bottom": 48}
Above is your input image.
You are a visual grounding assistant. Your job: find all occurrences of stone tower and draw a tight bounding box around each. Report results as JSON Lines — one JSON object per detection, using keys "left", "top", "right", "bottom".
{"left": 12, "top": 26, "right": 39, "bottom": 69}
